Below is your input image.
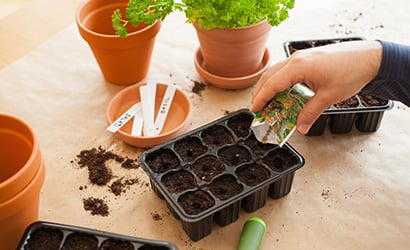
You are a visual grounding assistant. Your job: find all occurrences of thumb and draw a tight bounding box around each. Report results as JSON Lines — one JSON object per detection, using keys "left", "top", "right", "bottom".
{"left": 296, "top": 93, "right": 332, "bottom": 134}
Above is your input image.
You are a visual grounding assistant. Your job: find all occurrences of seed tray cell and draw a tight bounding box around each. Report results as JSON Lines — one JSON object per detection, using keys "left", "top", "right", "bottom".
{"left": 138, "top": 109, "right": 305, "bottom": 241}
{"left": 18, "top": 221, "right": 178, "bottom": 250}
{"left": 283, "top": 37, "right": 393, "bottom": 135}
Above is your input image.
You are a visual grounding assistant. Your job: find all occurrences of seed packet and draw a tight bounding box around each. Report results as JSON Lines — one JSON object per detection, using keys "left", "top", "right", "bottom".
{"left": 251, "top": 83, "right": 314, "bottom": 146}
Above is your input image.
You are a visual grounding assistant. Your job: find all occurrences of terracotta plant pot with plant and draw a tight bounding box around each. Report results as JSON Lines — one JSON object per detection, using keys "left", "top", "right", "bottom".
{"left": 76, "top": 0, "right": 162, "bottom": 85}
{"left": 192, "top": 20, "right": 271, "bottom": 78}
{"left": 112, "top": 0, "right": 294, "bottom": 89}
{"left": 0, "top": 113, "right": 46, "bottom": 249}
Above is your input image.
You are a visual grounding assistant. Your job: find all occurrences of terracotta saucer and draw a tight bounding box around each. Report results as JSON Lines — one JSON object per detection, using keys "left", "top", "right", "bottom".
{"left": 106, "top": 83, "right": 192, "bottom": 148}
{"left": 194, "top": 48, "right": 271, "bottom": 89}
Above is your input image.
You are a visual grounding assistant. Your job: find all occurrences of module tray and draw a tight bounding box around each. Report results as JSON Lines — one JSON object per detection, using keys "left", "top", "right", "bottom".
{"left": 138, "top": 109, "right": 305, "bottom": 241}
{"left": 18, "top": 221, "right": 178, "bottom": 250}
{"left": 283, "top": 37, "right": 394, "bottom": 135}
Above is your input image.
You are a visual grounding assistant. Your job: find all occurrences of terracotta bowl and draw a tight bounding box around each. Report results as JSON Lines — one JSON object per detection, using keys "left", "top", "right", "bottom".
{"left": 106, "top": 83, "right": 192, "bottom": 148}
{"left": 194, "top": 48, "right": 271, "bottom": 89}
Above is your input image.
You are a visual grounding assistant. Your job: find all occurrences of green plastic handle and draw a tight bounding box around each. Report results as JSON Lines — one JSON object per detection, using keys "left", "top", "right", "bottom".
{"left": 237, "top": 217, "right": 266, "bottom": 250}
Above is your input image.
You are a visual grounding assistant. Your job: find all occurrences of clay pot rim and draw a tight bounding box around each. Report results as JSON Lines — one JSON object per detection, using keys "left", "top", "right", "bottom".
{"left": 0, "top": 113, "right": 41, "bottom": 199}
{"left": 75, "top": 0, "right": 162, "bottom": 40}
{"left": 193, "top": 19, "right": 270, "bottom": 31}
{"left": 106, "top": 83, "right": 192, "bottom": 148}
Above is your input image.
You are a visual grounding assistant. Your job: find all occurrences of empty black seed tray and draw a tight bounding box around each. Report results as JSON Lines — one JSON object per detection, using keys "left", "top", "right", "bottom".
{"left": 283, "top": 37, "right": 394, "bottom": 135}
{"left": 138, "top": 109, "right": 305, "bottom": 241}
{"left": 17, "top": 221, "right": 179, "bottom": 250}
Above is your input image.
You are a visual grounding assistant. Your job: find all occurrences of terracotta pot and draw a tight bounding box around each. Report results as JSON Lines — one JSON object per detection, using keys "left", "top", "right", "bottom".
{"left": 76, "top": 0, "right": 161, "bottom": 85}
{"left": 193, "top": 20, "right": 271, "bottom": 79}
{"left": 0, "top": 113, "right": 45, "bottom": 250}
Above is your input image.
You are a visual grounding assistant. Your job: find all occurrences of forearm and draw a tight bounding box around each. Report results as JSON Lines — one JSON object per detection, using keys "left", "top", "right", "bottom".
{"left": 361, "top": 40, "right": 410, "bottom": 106}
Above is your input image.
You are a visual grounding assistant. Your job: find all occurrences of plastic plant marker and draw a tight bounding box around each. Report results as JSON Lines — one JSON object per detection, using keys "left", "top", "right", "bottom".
{"left": 106, "top": 103, "right": 139, "bottom": 133}
{"left": 140, "top": 83, "right": 157, "bottom": 136}
{"left": 131, "top": 103, "right": 143, "bottom": 136}
{"left": 153, "top": 84, "right": 176, "bottom": 136}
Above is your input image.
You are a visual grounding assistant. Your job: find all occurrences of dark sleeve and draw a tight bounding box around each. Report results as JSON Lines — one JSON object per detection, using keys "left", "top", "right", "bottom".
{"left": 360, "top": 40, "right": 410, "bottom": 106}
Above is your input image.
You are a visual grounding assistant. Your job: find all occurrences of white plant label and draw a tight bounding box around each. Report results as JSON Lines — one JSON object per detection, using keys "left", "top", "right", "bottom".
{"left": 106, "top": 103, "right": 140, "bottom": 133}
{"left": 140, "top": 83, "right": 157, "bottom": 136}
{"left": 131, "top": 103, "right": 143, "bottom": 136}
{"left": 153, "top": 85, "right": 176, "bottom": 136}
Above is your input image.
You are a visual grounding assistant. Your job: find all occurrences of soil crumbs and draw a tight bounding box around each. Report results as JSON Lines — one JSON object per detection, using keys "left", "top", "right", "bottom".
{"left": 72, "top": 146, "right": 141, "bottom": 216}
{"left": 75, "top": 146, "right": 139, "bottom": 186}
{"left": 191, "top": 80, "right": 206, "bottom": 96}
{"left": 83, "top": 197, "right": 109, "bottom": 216}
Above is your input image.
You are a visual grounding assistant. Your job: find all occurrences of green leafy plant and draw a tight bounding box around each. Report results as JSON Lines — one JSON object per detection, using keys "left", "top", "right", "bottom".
{"left": 112, "top": 0, "right": 294, "bottom": 37}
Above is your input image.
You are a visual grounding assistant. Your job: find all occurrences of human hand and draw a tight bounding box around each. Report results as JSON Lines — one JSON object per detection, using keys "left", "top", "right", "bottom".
{"left": 250, "top": 40, "right": 382, "bottom": 134}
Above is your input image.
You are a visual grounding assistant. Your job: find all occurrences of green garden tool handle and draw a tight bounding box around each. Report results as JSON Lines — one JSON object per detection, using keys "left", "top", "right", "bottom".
{"left": 237, "top": 217, "right": 266, "bottom": 250}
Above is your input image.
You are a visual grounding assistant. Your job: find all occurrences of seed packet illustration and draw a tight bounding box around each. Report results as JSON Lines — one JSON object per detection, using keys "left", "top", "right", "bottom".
{"left": 251, "top": 83, "right": 314, "bottom": 146}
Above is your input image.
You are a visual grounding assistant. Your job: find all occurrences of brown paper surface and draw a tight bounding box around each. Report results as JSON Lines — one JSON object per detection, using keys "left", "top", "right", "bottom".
{"left": 1, "top": 1, "right": 409, "bottom": 249}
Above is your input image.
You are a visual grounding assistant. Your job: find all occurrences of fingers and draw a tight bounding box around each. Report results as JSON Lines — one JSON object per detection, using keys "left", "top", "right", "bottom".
{"left": 296, "top": 92, "right": 334, "bottom": 134}
{"left": 250, "top": 57, "right": 305, "bottom": 112}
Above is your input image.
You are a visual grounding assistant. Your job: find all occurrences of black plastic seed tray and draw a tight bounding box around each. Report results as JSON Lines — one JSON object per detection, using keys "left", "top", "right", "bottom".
{"left": 138, "top": 109, "right": 305, "bottom": 241}
{"left": 17, "top": 221, "right": 179, "bottom": 250}
{"left": 283, "top": 37, "right": 394, "bottom": 135}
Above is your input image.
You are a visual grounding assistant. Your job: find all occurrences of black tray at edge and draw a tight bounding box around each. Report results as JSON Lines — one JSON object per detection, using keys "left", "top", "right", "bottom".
{"left": 17, "top": 221, "right": 179, "bottom": 250}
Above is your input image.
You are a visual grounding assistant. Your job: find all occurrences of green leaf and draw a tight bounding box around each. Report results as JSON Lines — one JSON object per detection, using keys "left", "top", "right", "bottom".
{"left": 112, "top": 9, "right": 128, "bottom": 37}
{"left": 182, "top": 0, "right": 295, "bottom": 29}
{"left": 112, "top": 0, "right": 295, "bottom": 36}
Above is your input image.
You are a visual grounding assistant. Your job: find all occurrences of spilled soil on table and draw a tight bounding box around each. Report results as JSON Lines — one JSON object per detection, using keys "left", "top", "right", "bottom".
{"left": 72, "top": 146, "right": 141, "bottom": 216}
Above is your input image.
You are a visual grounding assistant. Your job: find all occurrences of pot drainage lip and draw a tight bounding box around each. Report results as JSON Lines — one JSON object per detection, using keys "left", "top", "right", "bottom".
{"left": 194, "top": 48, "right": 271, "bottom": 89}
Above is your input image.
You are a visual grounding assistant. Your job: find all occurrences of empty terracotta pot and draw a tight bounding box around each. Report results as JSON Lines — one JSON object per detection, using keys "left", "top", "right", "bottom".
{"left": 0, "top": 113, "right": 45, "bottom": 250}
{"left": 193, "top": 20, "right": 271, "bottom": 79}
{"left": 76, "top": 0, "right": 161, "bottom": 85}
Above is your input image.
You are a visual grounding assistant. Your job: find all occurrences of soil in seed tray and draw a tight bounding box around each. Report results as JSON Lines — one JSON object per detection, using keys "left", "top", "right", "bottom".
{"left": 201, "top": 125, "right": 235, "bottom": 147}
{"left": 218, "top": 145, "right": 251, "bottom": 167}
{"left": 139, "top": 245, "right": 171, "bottom": 250}
{"left": 263, "top": 148, "right": 299, "bottom": 172}
{"left": 174, "top": 137, "right": 207, "bottom": 162}
{"left": 25, "top": 228, "right": 63, "bottom": 250}
{"left": 227, "top": 113, "right": 253, "bottom": 138}
{"left": 334, "top": 96, "right": 359, "bottom": 109}
{"left": 162, "top": 170, "right": 197, "bottom": 193}
{"left": 208, "top": 174, "right": 243, "bottom": 200}
{"left": 191, "top": 155, "right": 225, "bottom": 182}
{"left": 244, "top": 134, "right": 277, "bottom": 156}
{"left": 358, "top": 93, "right": 387, "bottom": 107}
{"left": 83, "top": 197, "right": 109, "bottom": 216}
{"left": 178, "top": 190, "right": 215, "bottom": 215}
{"left": 100, "top": 239, "right": 134, "bottom": 250}
{"left": 145, "top": 148, "right": 180, "bottom": 173}
{"left": 236, "top": 163, "right": 271, "bottom": 186}
{"left": 61, "top": 233, "right": 98, "bottom": 250}
{"left": 288, "top": 41, "right": 315, "bottom": 54}
{"left": 314, "top": 40, "right": 335, "bottom": 47}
